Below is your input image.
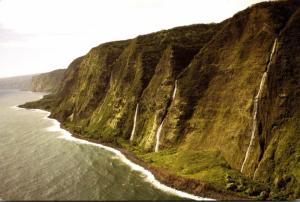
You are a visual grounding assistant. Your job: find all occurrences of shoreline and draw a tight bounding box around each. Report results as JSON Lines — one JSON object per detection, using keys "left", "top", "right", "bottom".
{"left": 22, "top": 107, "right": 214, "bottom": 201}
{"left": 68, "top": 134, "right": 248, "bottom": 200}
{"left": 18, "top": 106, "right": 248, "bottom": 200}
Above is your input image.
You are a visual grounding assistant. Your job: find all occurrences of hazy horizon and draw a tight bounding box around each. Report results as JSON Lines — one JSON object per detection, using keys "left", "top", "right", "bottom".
{"left": 0, "top": 0, "right": 270, "bottom": 78}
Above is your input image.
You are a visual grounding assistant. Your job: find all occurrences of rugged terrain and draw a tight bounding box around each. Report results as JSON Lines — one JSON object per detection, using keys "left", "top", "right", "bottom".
{"left": 0, "top": 69, "right": 65, "bottom": 93}
{"left": 30, "top": 69, "right": 65, "bottom": 92}
{"left": 0, "top": 75, "right": 33, "bottom": 90}
{"left": 21, "top": 0, "right": 300, "bottom": 200}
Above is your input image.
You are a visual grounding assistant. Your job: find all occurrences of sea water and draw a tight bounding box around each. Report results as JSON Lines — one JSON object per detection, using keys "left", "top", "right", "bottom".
{"left": 0, "top": 90, "right": 183, "bottom": 200}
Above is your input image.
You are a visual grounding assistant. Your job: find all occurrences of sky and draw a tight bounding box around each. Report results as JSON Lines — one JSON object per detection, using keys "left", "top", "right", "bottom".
{"left": 0, "top": 0, "right": 270, "bottom": 78}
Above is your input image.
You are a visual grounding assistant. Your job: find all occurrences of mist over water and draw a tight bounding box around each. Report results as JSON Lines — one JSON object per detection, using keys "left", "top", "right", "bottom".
{"left": 0, "top": 90, "right": 180, "bottom": 200}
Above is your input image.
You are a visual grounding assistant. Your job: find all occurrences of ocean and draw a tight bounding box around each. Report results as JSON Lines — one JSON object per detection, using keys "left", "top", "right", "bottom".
{"left": 0, "top": 89, "right": 213, "bottom": 201}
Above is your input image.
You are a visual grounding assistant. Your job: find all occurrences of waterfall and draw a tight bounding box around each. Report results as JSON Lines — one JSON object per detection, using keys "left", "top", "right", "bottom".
{"left": 268, "top": 39, "right": 278, "bottom": 67}
{"left": 130, "top": 104, "right": 139, "bottom": 141}
{"left": 155, "top": 120, "right": 164, "bottom": 152}
{"left": 172, "top": 80, "right": 177, "bottom": 100}
{"left": 240, "top": 39, "right": 278, "bottom": 173}
{"left": 153, "top": 80, "right": 177, "bottom": 152}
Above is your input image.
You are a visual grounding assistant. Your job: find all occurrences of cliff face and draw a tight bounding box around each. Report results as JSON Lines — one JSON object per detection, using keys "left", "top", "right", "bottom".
{"left": 0, "top": 75, "right": 33, "bottom": 90}
{"left": 253, "top": 6, "right": 300, "bottom": 196}
{"left": 0, "top": 69, "right": 65, "bottom": 93}
{"left": 21, "top": 0, "right": 300, "bottom": 200}
{"left": 31, "top": 69, "right": 65, "bottom": 92}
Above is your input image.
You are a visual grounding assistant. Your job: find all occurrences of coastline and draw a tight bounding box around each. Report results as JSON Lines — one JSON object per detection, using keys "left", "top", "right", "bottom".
{"left": 19, "top": 106, "right": 248, "bottom": 200}
{"left": 22, "top": 107, "right": 214, "bottom": 201}
{"left": 68, "top": 135, "right": 249, "bottom": 200}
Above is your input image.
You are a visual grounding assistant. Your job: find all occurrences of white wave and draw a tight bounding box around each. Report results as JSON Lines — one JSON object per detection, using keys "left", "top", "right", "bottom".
{"left": 10, "top": 105, "right": 22, "bottom": 111}
{"left": 46, "top": 119, "right": 61, "bottom": 132}
{"left": 27, "top": 107, "right": 214, "bottom": 201}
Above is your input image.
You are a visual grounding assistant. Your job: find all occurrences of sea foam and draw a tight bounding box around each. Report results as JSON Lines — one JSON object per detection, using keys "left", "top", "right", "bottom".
{"left": 10, "top": 105, "right": 22, "bottom": 111}
{"left": 25, "top": 107, "right": 214, "bottom": 201}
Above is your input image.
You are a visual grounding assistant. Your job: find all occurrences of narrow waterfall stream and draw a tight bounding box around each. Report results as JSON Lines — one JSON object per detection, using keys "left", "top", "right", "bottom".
{"left": 154, "top": 81, "right": 178, "bottom": 152}
{"left": 130, "top": 104, "right": 139, "bottom": 141}
{"left": 241, "top": 38, "right": 278, "bottom": 173}
{"left": 172, "top": 80, "right": 177, "bottom": 100}
{"left": 154, "top": 121, "right": 164, "bottom": 152}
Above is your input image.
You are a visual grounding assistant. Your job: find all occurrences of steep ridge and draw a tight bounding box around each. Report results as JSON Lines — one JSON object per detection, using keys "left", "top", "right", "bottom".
{"left": 0, "top": 75, "right": 33, "bottom": 90}
{"left": 252, "top": 6, "right": 300, "bottom": 199}
{"left": 0, "top": 69, "right": 65, "bottom": 92}
{"left": 31, "top": 69, "right": 65, "bottom": 92}
{"left": 21, "top": 0, "right": 300, "bottom": 200}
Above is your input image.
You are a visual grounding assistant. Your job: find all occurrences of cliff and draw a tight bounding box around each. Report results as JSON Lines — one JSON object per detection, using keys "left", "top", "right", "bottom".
{"left": 0, "top": 75, "right": 33, "bottom": 90}
{"left": 30, "top": 69, "right": 65, "bottom": 92}
{"left": 21, "top": 0, "right": 300, "bottom": 200}
{"left": 0, "top": 69, "right": 65, "bottom": 93}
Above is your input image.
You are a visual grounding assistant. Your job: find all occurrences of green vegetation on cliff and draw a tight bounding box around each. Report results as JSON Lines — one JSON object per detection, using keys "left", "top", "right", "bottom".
{"left": 21, "top": 0, "right": 300, "bottom": 200}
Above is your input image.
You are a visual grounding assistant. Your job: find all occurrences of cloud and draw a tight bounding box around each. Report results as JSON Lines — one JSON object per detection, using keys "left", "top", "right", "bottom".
{"left": 0, "top": 0, "right": 268, "bottom": 78}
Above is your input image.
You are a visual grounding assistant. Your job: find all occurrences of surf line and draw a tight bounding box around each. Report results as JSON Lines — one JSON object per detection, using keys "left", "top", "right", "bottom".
{"left": 22, "top": 107, "right": 214, "bottom": 201}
